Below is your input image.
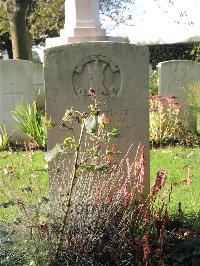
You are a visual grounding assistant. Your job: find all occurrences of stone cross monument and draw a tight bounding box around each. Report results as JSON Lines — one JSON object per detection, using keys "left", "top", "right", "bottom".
{"left": 46, "top": 0, "right": 121, "bottom": 48}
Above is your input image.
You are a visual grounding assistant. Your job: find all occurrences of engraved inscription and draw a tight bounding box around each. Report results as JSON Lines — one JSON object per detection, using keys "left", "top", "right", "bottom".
{"left": 173, "top": 64, "right": 186, "bottom": 86}
{"left": 73, "top": 55, "right": 121, "bottom": 103}
{"left": 171, "top": 63, "right": 188, "bottom": 99}
{"left": 102, "top": 109, "right": 132, "bottom": 140}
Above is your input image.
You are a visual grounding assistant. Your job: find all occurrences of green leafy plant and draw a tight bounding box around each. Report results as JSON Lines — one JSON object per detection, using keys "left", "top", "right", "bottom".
{"left": 0, "top": 125, "right": 10, "bottom": 151}
{"left": 149, "top": 95, "right": 195, "bottom": 147}
{"left": 187, "top": 82, "right": 200, "bottom": 133}
{"left": 190, "top": 43, "right": 200, "bottom": 62}
{"left": 12, "top": 101, "right": 47, "bottom": 148}
{"left": 44, "top": 90, "right": 169, "bottom": 265}
{"left": 149, "top": 70, "right": 158, "bottom": 96}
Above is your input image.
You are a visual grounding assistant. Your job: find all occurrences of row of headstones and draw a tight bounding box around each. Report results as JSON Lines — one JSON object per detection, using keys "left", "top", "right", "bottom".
{"left": 158, "top": 60, "right": 200, "bottom": 100}
{"left": 1, "top": 44, "right": 200, "bottom": 204}
{"left": 0, "top": 58, "right": 199, "bottom": 141}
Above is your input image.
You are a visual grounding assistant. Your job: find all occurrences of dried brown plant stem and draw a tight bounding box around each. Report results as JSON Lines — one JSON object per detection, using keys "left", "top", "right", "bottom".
{"left": 54, "top": 122, "right": 85, "bottom": 263}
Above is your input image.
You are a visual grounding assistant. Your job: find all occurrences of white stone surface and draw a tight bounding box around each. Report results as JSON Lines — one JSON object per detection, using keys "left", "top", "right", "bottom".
{"left": 158, "top": 60, "right": 200, "bottom": 129}
{"left": 44, "top": 42, "right": 150, "bottom": 204}
{"left": 33, "top": 63, "right": 45, "bottom": 109}
{"left": 0, "top": 60, "right": 45, "bottom": 141}
{"left": 65, "top": 0, "right": 101, "bottom": 29}
{"left": 46, "top": 0, "right": 124, "bottom": 48}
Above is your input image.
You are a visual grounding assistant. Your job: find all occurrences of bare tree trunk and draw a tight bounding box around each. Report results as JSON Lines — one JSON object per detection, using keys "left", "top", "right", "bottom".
{"left": 1, "top": 0, "right": 32, "bottom": 60}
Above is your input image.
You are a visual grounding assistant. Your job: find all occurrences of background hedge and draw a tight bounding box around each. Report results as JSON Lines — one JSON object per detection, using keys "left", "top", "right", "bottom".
{"left": 148, "top": 42, "right": 200, "bottom": 69}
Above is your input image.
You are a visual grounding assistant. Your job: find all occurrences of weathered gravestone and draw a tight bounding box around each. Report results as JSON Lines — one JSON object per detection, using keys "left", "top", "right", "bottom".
{"left": 0, "top": 60, "right": 44, "bottom": 141}
{"left": 44, "top": 42, "right": 150, "bottom": 204}
{"left": 0, "top": 60, "right": 34, "bottom": 141}
{"left": 158, "top": 60, "right": 200, "bottom": 130}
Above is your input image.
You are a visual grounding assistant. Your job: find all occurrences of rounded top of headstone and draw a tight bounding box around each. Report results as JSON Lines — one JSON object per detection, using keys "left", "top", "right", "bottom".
{"left": 157, "top": 60, "right": 200, "bottom": 67}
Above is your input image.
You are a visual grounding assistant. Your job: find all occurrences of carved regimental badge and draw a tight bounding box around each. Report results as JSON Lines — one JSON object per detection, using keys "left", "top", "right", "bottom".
{"left": 73, "top": 55, "right": 121, "bottom": 103}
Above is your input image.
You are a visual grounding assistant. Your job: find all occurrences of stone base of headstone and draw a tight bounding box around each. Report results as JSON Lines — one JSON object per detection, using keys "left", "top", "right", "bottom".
{"left": 46, "top": 34, "right": 126, "bottom": 48}
{"left": 44, "top": 42, "right": 150, "bottom": 206}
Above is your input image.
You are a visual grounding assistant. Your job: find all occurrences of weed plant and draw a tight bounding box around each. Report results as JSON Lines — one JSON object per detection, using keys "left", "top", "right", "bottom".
{"left": 0, "top": 90, "right": 199, "bottom": 265}
{"left": 149, "top": 70, "right": 158, "bottom": 96}
{"left": 0, "top": 125, "right": 10, "bottom": 151}
{"left": 150, "top": 95, "right": 199, "bottom": 147}
{"left": 187, "top": 82, "right": 200, "bottom": 134}
{"left": 12, "top": 101, "right": 47, "bottom": 149}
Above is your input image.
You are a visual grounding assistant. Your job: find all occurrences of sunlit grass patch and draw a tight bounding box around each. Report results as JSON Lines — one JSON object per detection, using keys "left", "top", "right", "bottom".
{"left": 0, "top": 150, "right": 48, "bottom": 223}
{"left": 0, "top": 147, "right": 199, "bottom": 221}
{"left": 150, "top": 147, "right": 200, "bottom": 216}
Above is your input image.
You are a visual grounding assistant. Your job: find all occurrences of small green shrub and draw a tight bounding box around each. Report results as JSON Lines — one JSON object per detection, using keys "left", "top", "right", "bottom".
{"left": 187, "top": 82, "right": 200, "bottom": 113}
{"left": 187, "top": 82, "right": 200, "bottom": 133}
{"left": 190, "top": 43, "right": 200, "bottom": 62}
{"left": 149, "top": 70, "right": 158, "bottom": 96}
{"left": 0, "top": 125, "right": 10, "bottom": 151}
{"left": 12, "top": 101, "right": 47, "bottom": 148}
{"left": 149, "top": 95, "right": 196, "bottom": 147}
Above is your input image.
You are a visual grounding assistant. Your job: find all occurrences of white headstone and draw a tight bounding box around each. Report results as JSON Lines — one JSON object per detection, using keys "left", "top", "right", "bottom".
{"left": 0, "top": 60, "right": 33, "bottom": 141}
{"left": 0, "top": 60, "right": 45, "bottom": 141}
{"left": 158, "top": 60, "right": 200, "bottom": 130}
{"left": 44, "top": 42, "right": 150, "bottom": 204}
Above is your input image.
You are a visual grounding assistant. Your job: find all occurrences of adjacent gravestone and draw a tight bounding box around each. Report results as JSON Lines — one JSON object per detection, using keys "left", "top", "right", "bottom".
{"left": 33, "top": 63, "right": 45, "bottom": 109}
{"left": 0, "top": 60, "right": 44, "bottom": 141}
{"left": 0, "top": 60, "right": 33, "bottom": 141}
{"left": 44, "top": 42, "right": 150, "bottom": 204}
{"left": 158, "top": 60, "right": 200, "bottom": 130}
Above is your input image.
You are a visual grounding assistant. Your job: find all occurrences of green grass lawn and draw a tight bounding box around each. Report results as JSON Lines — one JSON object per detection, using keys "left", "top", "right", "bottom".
{"left": 0, "top": 151, "right": 48, "bottom": 222}
{"left": 0, "top": 147, "right": 199, "bottom": 221}
{"left": 150, "top": 147, "right": 200, "bottom": 216}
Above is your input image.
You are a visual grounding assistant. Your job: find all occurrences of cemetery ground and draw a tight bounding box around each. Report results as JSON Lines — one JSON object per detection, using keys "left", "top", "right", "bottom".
{"left": 0, "top": 146, "right": 200, "bottom": 264}
{"left": 0, "top": 145, "right": 199, "bottom": 263}
{"left": 1, "top": 83, "right": 200, "bottom": 263}
{"left": 0, "top": 147, "right": 200, "bottom": 219}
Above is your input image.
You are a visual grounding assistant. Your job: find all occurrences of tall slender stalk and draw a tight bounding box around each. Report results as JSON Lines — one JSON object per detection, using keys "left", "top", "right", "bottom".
{"left": 54, "top": 122, "right": 85, "bottom": 262}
